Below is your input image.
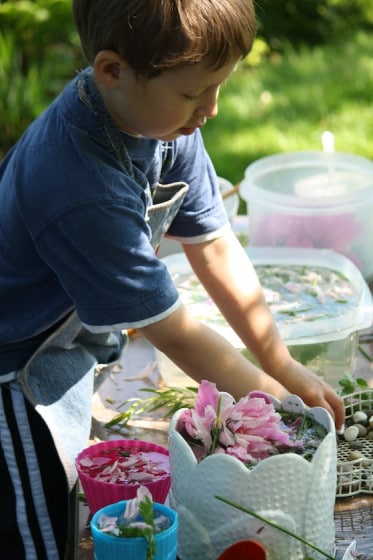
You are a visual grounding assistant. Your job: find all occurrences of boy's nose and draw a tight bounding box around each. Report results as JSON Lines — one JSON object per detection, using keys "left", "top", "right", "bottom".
{"left": 206, "top": 99, "right": 219, "bottom": 119}
{"left": 195, "top": 89, "right": 219, "bottom": 120}
{"left": 195, "top": 99, "right": 218, "bottom": 120}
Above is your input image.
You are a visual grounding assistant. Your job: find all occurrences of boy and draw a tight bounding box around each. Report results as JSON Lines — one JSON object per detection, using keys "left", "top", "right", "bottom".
{"left": 0, "top": 0, "right": 344, "bottom": 558}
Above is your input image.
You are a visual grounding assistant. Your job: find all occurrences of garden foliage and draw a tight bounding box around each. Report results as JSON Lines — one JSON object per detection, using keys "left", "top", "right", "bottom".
{"left": 0, "top": 0, "right": 372, "bottom": 159}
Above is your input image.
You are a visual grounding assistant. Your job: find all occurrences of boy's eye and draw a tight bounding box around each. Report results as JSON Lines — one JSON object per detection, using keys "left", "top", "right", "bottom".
{"left": 182, "top": 90, "right": 203, "bottom": 101}
{"left": 182, "top": 93, "right": 199, "bottom": 100}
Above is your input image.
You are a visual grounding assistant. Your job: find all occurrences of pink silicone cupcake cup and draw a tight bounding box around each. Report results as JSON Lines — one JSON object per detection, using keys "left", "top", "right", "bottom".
{"left": 75, "top": 439, "right": 171, "bottom": 514}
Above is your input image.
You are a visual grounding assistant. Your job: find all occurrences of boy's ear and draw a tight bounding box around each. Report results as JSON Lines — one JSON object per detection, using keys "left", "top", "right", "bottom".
{"left": 93, "top": 50, "right": 128, "bottom": 89}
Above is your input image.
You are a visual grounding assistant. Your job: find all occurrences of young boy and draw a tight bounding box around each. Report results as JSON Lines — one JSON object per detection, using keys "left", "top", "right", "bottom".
{"left": 0, "top": 0, "right": 344, "bottom": 557}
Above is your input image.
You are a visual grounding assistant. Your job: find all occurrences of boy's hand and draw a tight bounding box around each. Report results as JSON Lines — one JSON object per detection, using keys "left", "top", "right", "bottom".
{"left": 277, "top": 358, "right": 345, "bottom": 430}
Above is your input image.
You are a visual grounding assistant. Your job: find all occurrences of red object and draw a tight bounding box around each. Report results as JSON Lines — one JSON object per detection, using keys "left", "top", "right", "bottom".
{"left": 217, "top": 540, "right": 267, "bottom": 560}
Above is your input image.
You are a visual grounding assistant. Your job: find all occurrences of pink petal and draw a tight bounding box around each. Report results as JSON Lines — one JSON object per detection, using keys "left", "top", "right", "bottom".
{"left": 128, "top": 472, "right": 157, "bottom": 482}
{"left": 248, "top": 391, "right": 272, "bottom": 404}
{"left": 194, "top": 380, "right": 219, "bottom": 416}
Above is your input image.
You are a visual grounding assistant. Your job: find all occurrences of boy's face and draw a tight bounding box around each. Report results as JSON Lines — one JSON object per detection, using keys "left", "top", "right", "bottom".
{"left": 97, "top": 56, "right": 239, "bottom": 141}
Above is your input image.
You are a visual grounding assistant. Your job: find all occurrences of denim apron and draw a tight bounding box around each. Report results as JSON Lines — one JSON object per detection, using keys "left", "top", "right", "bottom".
{"left": 9, "top": 69, "right": 189, "bottom": 489}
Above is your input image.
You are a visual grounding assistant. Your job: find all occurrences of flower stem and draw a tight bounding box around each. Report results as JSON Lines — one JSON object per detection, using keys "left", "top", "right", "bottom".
{"left": 296, "top": 410, "right": 309, "bottom": 439}
{"left": 214, "top": 495, "right": 335, "bottom": 560}
{"left": 210, "top": 395, "right": 222, "bottom": 455}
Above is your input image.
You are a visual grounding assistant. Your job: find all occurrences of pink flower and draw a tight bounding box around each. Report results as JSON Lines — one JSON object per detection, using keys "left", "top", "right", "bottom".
{"left": 183, "top": 408, "right": 216, "bottom": 449}
{"left": 179, "top": 381, "right": 234, "bottom": 449}
{"left": 177, "top": 381, "right": 302, "bottom": 465}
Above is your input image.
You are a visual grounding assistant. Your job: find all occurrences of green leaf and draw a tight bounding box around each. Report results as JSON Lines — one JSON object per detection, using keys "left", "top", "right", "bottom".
{"left": 105, "top": 386, "right": 198, "bottom": 428}
{"left": 139, "top": 495, "right": 156, "bottom": 529}
{"left": 138, "top": 497, "right": 156, "bottom": 560}
{"left": 338, "top": 373, "right": 369, "bottom": 396}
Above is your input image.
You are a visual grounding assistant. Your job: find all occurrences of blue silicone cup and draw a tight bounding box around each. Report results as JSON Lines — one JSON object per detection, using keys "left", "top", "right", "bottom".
{"left": 91, "top": 500, "right": 178, "bottom": 560}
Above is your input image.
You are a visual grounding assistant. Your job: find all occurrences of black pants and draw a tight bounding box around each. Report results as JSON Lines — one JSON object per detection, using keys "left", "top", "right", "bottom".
{"left": 0, "top": 383, "right": 73, "bottom": 559}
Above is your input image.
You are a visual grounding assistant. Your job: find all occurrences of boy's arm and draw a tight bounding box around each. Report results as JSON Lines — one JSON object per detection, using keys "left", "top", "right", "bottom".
{"left": 139, "top": 302, "right": 290, "bottom": 401}
{"left": 183, "top": 229, "right": 292, "bottom": 377}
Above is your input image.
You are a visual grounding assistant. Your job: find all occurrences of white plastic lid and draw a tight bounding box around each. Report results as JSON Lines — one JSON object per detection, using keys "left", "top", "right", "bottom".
{"left": 240, "top": 151, "right": 373, "bottom": 213}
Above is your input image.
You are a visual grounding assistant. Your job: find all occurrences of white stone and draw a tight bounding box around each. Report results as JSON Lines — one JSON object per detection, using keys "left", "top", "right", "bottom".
{"left": 352, "top": 410, "right": 368, "bottom": 424}
{"left": 343, "top": 425, "right": 359, "bottom": 442}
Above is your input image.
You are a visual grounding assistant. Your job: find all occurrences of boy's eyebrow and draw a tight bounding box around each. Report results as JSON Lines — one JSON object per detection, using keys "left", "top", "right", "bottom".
{"left": 198, "top": 65, "right": 239, "bottom": 89}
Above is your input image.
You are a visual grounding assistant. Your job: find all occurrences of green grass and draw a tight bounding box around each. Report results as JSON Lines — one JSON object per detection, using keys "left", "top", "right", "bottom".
{"left": 201, "top": 30, "right": 373, "bottom": 187}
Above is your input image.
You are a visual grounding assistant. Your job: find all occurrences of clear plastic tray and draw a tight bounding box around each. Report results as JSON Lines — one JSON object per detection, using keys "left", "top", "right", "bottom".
{"left": 162, "top": 247, "right": 372, "bottom": 346}
{"left": 160, "top": 248, "right": 373, "bottom": 389}
{"left": 336, "top": 390, "right": 373, "bottom": 498}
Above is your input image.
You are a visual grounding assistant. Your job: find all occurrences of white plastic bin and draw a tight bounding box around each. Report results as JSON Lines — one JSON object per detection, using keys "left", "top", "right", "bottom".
{"left": 240, "top": 151, "right": 373, "bottom": 282}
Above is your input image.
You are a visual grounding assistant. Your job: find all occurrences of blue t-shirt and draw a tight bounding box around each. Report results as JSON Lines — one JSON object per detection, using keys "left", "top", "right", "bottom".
{"left": 0, "top": 69, "right": 229, "bottom": 372}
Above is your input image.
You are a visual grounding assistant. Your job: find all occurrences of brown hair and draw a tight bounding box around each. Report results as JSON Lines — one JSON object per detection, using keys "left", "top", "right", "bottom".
{"left": 73, "top": 0, "right": 256, "bottom": 77}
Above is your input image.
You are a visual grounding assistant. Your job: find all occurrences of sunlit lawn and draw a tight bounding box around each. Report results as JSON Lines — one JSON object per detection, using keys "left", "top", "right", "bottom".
{"left": 202, "top": 30, "right": 373, "bottom": 188}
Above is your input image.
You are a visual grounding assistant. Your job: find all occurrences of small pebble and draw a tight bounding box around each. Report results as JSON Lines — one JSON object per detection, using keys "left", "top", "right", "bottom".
{"left": 368, "top": 430, "right": 373, "bottom": 440}
{"left": 348, "top": 450, "right": 371, "bottom": 467}
{"left": 348, "top": 450, "right": 365, "bottom": 461}
{"left": 349, "top": 440, "right": 365, "bottom": 450}
{"left": 343, "top": 425, "right": 359, "bottom": 442}
{"left": 354, "top": 423, "right": 368, "bottom": 437}
{"left": 352, "top": 411, "right": 368, "bottom": 424}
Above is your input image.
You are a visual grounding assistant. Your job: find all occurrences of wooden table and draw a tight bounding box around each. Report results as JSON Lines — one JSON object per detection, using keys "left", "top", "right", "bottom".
{"left": 334, "top": 494, "right": 373, "bottom": 555}
{"left": 74, "top": 324, "right": 373, "bottom": 560}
